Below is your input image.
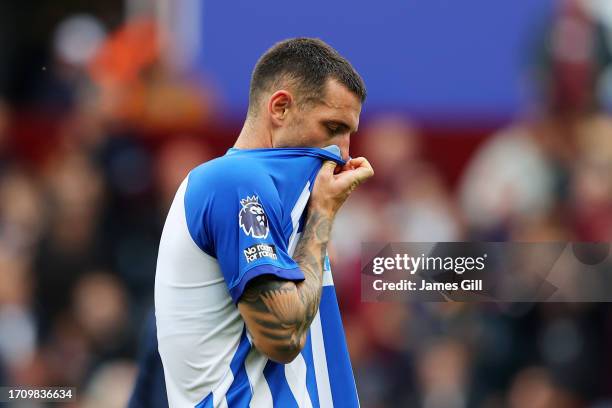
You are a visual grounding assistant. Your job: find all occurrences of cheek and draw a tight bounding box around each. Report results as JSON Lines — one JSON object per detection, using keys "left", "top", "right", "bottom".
{"left": 281, "top": 110, "right": 330, "bottom": 147}
{"left": 292, "top": 120, "right": 326, "bottom": 144}
{"left": 285, "top": 117, "right": 310, "bottom": 140}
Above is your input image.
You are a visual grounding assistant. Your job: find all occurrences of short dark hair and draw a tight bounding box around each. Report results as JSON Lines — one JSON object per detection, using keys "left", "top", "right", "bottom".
{"left": 248, "top": 38, "right": 366, "bottom": 114}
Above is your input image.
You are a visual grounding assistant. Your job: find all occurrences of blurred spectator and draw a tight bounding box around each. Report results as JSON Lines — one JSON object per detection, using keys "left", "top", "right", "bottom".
{"left": 416, "top": 339, "right": 470, "bottom": 408}
{"left": 507, "top": 366, "right": 583, "bottom": 408}
{"left": 81, "top": 361, "right": 136, "bottom": 408}
{"left": 34, "top": 149, "right": 107, "bottom": 338}
{"left": 0, "top": 167, "right": 44, "bottom": 253}
{"left": 459, "top": 125, "right": 556, "bottom": 240}
{"left": 155, "top": 137, "right": 213, "bottom": 208}
{"left": 72, "top": 272, "right": 130, "bottom": 358}
{"left": 88, "top": 17, "right": 215, "bottom": 129}
{"left": 570, "top": 114, "right": 612, "bottom": 240}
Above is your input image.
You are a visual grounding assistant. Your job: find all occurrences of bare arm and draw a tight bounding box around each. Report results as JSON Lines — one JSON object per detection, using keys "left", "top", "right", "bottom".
{"left": 237, "top": 208, "right": 331, "bottom": 363}
{"left": 237, "top": 158, "right": 373, "bottom": 363}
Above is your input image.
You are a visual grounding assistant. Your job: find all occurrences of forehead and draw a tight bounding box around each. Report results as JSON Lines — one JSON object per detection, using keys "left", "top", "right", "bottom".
{"left": 311, "top": 79, "right": 362, "bottom": 130}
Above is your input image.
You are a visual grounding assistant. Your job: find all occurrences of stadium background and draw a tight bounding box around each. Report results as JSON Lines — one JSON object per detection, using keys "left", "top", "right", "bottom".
{"left": 1, "top": 0, "right": 612, "bottom": 406}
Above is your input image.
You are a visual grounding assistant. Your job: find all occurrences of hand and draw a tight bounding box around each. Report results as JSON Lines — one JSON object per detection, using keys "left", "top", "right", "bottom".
{"left": 309, "top": 157, "right": 374, "bottom": 217}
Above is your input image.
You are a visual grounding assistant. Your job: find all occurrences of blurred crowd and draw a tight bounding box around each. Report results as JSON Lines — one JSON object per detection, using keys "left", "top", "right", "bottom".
{"left": 1, "top": 1, "right": 612, "bottom": 407}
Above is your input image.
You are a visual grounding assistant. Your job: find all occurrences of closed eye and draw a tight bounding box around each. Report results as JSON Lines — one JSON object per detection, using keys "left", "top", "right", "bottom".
{"left": 326, "top": 122, "right": 349, "bottom": 135}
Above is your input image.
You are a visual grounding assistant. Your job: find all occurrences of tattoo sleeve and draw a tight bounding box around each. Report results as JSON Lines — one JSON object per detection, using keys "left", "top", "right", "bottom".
{"left": 237, "top": 209, "right": 332, "bottom": 363}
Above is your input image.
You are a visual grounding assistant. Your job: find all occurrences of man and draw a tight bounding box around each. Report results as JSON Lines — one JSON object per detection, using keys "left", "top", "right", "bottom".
{"left": 155, "top": 38, "right": 373, "bottom": 407}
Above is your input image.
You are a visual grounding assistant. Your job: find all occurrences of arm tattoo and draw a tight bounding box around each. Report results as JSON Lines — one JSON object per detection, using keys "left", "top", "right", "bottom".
{"left": 239, "top": 209, "right": 332, "bottom": 358}
{"left": 292, "top": 209, "right": 331, "bottom": 331}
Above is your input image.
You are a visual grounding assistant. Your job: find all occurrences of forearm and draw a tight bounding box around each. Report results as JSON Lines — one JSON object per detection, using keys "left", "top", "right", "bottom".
{"left": 237, "top": 208, "right": 332, "bottom": 363}
{"left": 291, "top": 207, "right": 332, "bottom": 340}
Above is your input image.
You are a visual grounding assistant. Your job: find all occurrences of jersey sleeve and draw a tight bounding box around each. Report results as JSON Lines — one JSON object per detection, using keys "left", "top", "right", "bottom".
{"left": 184, "top": 167, "right": 304, "bottom": 303}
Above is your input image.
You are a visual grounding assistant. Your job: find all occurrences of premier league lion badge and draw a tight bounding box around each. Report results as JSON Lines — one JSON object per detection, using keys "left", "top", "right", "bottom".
{"left": 239, "top": 195, "right": 269, "bottom": 239}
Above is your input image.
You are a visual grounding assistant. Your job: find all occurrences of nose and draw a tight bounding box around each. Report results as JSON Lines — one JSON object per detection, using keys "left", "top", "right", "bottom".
{"left": 338, "top": 133, "right": 350, "bottom": 162}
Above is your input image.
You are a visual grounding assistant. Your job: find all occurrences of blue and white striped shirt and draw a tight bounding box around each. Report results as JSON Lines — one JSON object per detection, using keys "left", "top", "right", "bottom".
{"left": 155, "top": 145, "right": 359, "bottom": 407}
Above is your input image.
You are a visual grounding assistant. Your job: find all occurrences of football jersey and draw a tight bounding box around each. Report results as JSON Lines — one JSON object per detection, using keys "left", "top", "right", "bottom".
{"left": 155, "top": 145, "right": 359, "bottom": 407}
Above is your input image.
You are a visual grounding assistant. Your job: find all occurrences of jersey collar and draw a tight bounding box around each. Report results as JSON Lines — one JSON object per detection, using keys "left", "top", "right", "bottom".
{"left": 226, "top": 145, "right": 346, "bottom": 165}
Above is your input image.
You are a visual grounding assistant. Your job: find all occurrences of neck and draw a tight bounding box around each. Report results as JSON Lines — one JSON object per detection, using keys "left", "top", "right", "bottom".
{"left": 234, "top": 116, "right": 273, "bottom": 149}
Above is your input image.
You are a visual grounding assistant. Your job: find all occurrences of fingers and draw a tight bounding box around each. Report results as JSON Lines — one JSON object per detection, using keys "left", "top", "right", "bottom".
{"left": 310, "top": 157, "right": 373, "bottom": 216}
{"left": 341, "top": 158, "right": 360, "bottom": 172}
{"left": 345, "top": 157, "right": 371, "bottom": 170}
{"left": 337, "top": 157, "right": 374, "bottom": 184}
{"left": 349, "top": 157, "right": 374, "bottom": 181}
{"left": 345, "top": 157, "right": 365, "bottom": 167}
{"left": 320, "top": 160, "right": 337, "bottom": 177}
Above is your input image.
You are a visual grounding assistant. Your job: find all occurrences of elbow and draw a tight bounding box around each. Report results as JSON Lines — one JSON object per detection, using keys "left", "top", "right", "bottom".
{"left": 268, "top": 349, "right": 301, "bottom": 364}
{"left": 253, "top": 336, "right": 305, "bottom": 364}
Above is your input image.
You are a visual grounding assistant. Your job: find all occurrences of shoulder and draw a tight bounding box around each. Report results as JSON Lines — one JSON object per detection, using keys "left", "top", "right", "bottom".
{"left": 190, "top": 154, "right": 275, "bottom": 191}
{"left": 185, "top": 155, "right": 281, "bottom": 215}
{"left": 182, "top": 155, "right": 280, "bottom": 253}
{"left": 191, "top": 154, "right": 260, "bottom": 182}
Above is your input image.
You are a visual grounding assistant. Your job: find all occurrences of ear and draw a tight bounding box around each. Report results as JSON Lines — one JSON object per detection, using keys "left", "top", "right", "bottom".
{"left": 267, "top": 90, "right": 293, "bottom": 126}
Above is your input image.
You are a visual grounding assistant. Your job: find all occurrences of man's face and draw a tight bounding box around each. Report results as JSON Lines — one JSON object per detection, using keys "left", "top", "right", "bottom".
{"left": 274, "top": 79, "right": 361, "bottom": 161}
